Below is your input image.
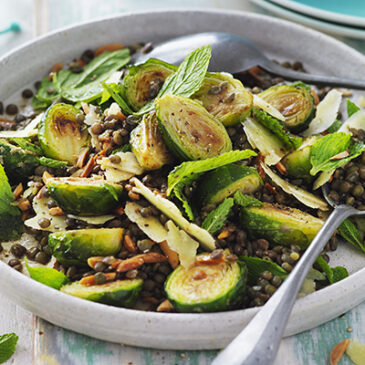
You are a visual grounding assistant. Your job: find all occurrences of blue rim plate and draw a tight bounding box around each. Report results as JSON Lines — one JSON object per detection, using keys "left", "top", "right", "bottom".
{"left": 250, "top": 0, "right": 365, "bottom": 39}
{"left": 269, "top": 0, "right": 365, "bottom": 27}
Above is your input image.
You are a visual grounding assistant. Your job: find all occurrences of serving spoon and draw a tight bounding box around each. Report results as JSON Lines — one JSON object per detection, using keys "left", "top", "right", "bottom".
{"left": 134, "top": 32, "right": 365, "bottom": 89}
{"left": 211, "top": 184, "right": 365, "bottom": 365}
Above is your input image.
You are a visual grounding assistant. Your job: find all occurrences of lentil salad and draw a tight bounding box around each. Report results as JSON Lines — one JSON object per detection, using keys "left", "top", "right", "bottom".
{"left": 0, "top": 41, "right": 364, "bottom": 313}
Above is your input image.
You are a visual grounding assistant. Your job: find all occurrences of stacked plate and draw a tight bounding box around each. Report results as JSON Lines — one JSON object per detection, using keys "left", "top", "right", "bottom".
{"left": 250, "top": 0, "right": 365, "bottom": 39}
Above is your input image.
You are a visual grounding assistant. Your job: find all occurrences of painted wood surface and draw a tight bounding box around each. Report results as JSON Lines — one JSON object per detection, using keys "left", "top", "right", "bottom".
{"left": 0, "top": 1, "right": 365, "bottom": 364}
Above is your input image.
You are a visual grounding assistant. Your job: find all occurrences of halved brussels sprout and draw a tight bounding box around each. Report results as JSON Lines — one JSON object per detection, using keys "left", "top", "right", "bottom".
{"left": 48, "top": 228, "right": 123, "bottom": 266}
{"left": 196, "top": 164, "right": 263, "bottom": 206}
{"left": 258, "top": 83, "right": 315, "bottom": 133}
{"left": 38, "top": 103, "right": 90, "bottom": 164}
{"left": 47, "top": 177, "right": 124, "bottom": 216}
{"left": 0, "top": 138, "right": 39, "bottom": 182}
{"left": 282, "top": 137, "right": 319, "bottom": 182}
{"left": 123, "top": 59, "right": 177, "bottom": 111}
{"left": 61, "top": 278, "right": 143, "bottom": 307}
{"left": 240, "top": 203, "right": 323, "bottom": 248}
{"left": 193, "top": 72, "right": 253, "bottom": 126}
{"left": 155, "top": 95, "right": 232, "bottom": 160}
{"left": 130, "top": 112, "right": 173, "bottom": 170}
{"left": 165, "top": 252, "right": 247, "bottom": 312}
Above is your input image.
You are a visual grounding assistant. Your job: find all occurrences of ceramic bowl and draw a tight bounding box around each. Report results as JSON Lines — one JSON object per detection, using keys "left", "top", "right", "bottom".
{"left": 1, "top": 9, "right": 365, "bottom": 350}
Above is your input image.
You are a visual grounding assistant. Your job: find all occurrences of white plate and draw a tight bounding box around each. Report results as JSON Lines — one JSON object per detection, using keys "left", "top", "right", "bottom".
{"left": 1, "top": 9, "right": 365, "bottom": 350}
{"left": 269, "top": 0, "right": 365, "bottom": 28}
{"left": 250, "top": 0, "right": 365, "bottom": 39}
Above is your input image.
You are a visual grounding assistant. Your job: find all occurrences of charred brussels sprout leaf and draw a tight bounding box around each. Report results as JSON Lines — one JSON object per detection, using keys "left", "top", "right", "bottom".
{"left": 258, "top": 82, "right": 315, "bottom": 133}
{"left": 130, "top": 112, "right": 173, "bottom": 170}
{"left": 165, "top": 252, "right": 247, "bottom": 312}
{"left": 156, "top": 95, "right": 232, "bottom": 160}
{"left": 0, "top": 138, "right": 39, "bottom": 183}
{"left": 123, "top": 58, "right": 177, "bottom": 111}
{"left": 47, "top": 177, "right": 123, "bottom": 216}
{"left": 196, "top": 164, "right": 263, "bottom": 206}
{"left": 193, "top": 72, "right": 253, "bottom": 126}
{"left": 61, "top": 278, "right": 143, "bottom": 307}
{"left": 38, "top": 103, "right": 90, "bottom": 164}
{"left": 240, "top": 203, "right": 323, "bottom": 249}
{"left": 48, "top": 228, "right": 123, "bottom": 266}
{"left": 0, "top": 164, "right": 23, "bottom": 241}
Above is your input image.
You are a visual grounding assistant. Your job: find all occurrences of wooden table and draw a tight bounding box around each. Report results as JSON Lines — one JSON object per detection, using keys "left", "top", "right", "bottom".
{"left": 0, "top": 1, "right": 364, "bottom": 364}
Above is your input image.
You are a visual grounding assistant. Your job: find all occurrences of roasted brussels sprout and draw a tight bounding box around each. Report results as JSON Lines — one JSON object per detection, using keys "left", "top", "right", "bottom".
{"left": 47, "top": 177, "right": 124, "bottom": 216}
{"left": 123, "top": 59, "right": 177, "bottom": 111}
{"left": 155, "top": 95, "right": 232, "bottom": 160}
{"left": 258, "top": 83, "right": 315, "bottom": 133}
{"left": 240, "top": 203, "right": 323, "bottom": 248}
{"left": 0, "top": 138, "right": 39, "bottom": 183}
{"left": 130, "top": 112, "right": 173, "bottom": 170}
{"left": 282, "top": 137, "right": 319, "bottom": 182}
{"left": 165, "top": 252, "right": 247, "bottom": 312}
{"left": 196, "top": 164, "right": 263, "bottom": 206}
{"left": 48, "top": 228, "right": 124, "bottom": 266}
{"left": 61, "top": 278, "right": 143, "bottom": 307}
{"left": 38, "top": 103, "right": 90, "bottom": 164}
{"left": 193, "top": 72, "right": 253, "bottom": 126}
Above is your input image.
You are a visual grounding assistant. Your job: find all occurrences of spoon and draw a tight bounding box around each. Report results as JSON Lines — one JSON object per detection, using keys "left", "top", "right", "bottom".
{"left": 134, "top": 32, "right": 365, "bottom": 89}
{"left": 211, "top": 185, "right": 365, "bottom": 365}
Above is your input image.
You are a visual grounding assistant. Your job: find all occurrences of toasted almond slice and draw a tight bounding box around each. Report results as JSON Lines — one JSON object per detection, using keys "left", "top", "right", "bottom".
{"left": 42, "top": 171, "right": 53, "bottom": 184}
{"left": 80, "top": 272, "right": 116, "bottom": 286}
{"left": 124, "top": 234, "right": 137, "bottom": 253}
{"left": 80, "top": 156, "right": 96, "bottom": 178}
{"left": 95, "top": 43, "right": 124, "bottom": 56}
{"left": 13, "top": 183, "right": 23, "bottom": 199}
{"left": 157, "top": 299, "right": 174, "bottom": 312}
{"left": 76, "top": 147, "right": 90, "bottom": 168}
{"left": 17, "top": 198, "right": 31, "bottom": 212}
{"left": 330, "top": 339, "right": 350, "bottom": 365}
{"left": 116, "top": 257, "right": 145, "bottom": 273}
{"left": 159, "top": 240, "right": 179, "bottom": 269}
{"left": 49, "top": 207, "right": 64, "bottom": 216}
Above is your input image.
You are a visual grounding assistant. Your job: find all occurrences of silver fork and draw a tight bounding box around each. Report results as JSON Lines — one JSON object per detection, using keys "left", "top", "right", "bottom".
{"left": 212, "top": 184, "right": 365, "bottom": 365}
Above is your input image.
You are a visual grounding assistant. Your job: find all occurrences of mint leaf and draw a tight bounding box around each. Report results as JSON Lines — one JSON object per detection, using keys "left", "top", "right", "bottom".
{"left": 0, "top": 164, "right": 23, "bottom": 241}
{"left": 326, "top": 120, "right": 342, "bottom": 133}
{"left": 111, "top": 144, "right": 131, "bottom": 154}
{"left": 167, "top": 150, "right": 256, "bottom": 220}
{"left": 25, "top": 257, "right": 69, "bottom": 290}
{"left": 241, "top": 256, "right": 288, "bottom": 285}
{"left": 202, "top": 198, "right": 234, "bottom": 235}
{"left": 38, "top": 157, "right": 68, "bottom": 168}
{"left": 316, "top": 256, "right": 348, "bottom": 284}
{"left": 347, "top": 99, "right": 360, "bottom": 118}
{"left": 252, "top": 108, "right": 302, "bottom": 150}
{"left": 136, "top": 45, "right": 212, "bottom": 115}
{"left": 9, "top": 138, "right": 42, "bottom": 155}
{"left": 338, "top": 218, "right": 365, "bottom": 253}
{"left": 0, "top": 333, "right": 18, "bottom": 364}
{"left": 168, "top": 150, "right": 256, "bottom": 194}
{"left": 310, "top": 133, "right": 365, "bottom": 175}
{"left": 56, "top": 49, "right": 130, "bottom": 103}
{"left": 234, "top": 191, "right": 263, "bottom": 208}
{"left": 101, "top": 82, "right": 133, "bottom": 114}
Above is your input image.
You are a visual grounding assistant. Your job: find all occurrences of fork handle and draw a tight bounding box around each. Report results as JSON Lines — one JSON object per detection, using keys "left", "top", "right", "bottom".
{"left": 212, "top": 205, "right": 356, "bottom": 365}
{"left": 259, "top": 61, "right": 365, "bottom": 90}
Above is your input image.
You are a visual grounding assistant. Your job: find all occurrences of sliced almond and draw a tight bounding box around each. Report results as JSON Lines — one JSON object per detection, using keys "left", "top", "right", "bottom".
{"left": 330, "top": 339, "right": 350, "bottom": 365}
{"left": 157, "top": 299, "right": 174, "bottom": 312}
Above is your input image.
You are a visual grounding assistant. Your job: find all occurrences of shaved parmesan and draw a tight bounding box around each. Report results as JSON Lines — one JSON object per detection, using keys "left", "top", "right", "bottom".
{"left": 243, "top": 118, "right": 288, "bottom": 166}
{"left": 166, "top": 220, "right": 199, "bottom": 270}
{"left": 25, "top": 196, "right": 67, "bottom": 232}
{"left": 68, "top": 214, "right": 115, "bottom": 225}
{"left": 99, "top": 152, "right": 144, "bottom": 182}
{"left": 0, "top": 113, "right": 43, "bottom": 138}
{"left": 253, "top": 95, "right": 286, "bottom": 121}
{"left": 261, "top": 163, "right": 328, "bottom": 210}
{"left": 131, "top": 178, "right": 216, "bottom": 251}
{"left": 125, "top": 201, "right": 168, "bottom": 243}
{"left": 302, "top": 89, "right": 342, "bottom": 136}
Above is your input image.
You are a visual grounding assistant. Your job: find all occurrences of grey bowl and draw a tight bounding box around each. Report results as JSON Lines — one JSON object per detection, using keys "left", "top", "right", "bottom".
{"left": 0, "top": 9, "right": 365, "bottom": 350}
